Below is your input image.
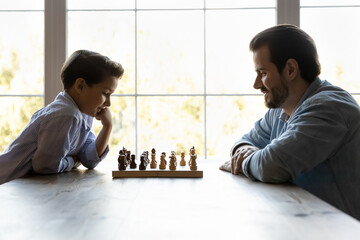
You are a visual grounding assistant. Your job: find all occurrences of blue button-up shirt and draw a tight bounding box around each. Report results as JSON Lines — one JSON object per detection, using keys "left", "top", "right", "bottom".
{"left": 0, "top": 92, "right": 108, "bottom": 184}
{"left": 231, "top": 78, "right": 360, "bottom": 220}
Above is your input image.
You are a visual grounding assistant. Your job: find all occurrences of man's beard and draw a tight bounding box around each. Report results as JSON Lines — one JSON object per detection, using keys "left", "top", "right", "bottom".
{"left": 263, "top": 79, "right": 289, "bottom": 109}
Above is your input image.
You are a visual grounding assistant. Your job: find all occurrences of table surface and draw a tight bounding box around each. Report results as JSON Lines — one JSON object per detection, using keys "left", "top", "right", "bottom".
{"left": 1, "top": 157, "right": 359, "bottom": 240}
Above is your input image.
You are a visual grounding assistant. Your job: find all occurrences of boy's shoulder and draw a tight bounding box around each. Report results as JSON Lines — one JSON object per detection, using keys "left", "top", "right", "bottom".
{"left": 33, "top": 92, "right": 83, "bottom": 123}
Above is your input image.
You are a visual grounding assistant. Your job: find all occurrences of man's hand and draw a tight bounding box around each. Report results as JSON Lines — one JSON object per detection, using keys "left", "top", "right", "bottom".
{"left": 219, "top": 145, "right": 259, "bottom": 175}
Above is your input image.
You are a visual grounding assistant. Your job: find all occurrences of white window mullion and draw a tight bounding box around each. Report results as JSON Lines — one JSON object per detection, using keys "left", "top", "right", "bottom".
{"left": 44, "top": 0, "right": 67, "bottom": 105}
{"left": 277, "top": 0, "right": 300, "bottom": 26}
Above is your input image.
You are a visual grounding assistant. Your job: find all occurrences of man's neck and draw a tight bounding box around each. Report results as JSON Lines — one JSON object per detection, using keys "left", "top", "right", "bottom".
{"left": 282, "top": 79, "right": 310, "bottom": 117}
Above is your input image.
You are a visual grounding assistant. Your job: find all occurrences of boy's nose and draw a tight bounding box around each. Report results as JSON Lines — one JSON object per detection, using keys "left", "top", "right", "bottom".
{"left": 104, "top": 97, "right": 111, "bottom": 107}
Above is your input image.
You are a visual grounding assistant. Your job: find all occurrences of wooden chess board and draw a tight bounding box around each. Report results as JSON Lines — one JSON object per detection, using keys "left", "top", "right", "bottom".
{"left": 113, "top": 146, "right": 202, "bottom": 178}
{"left": 112, "top": 166, "right": 203, "bottom": 178}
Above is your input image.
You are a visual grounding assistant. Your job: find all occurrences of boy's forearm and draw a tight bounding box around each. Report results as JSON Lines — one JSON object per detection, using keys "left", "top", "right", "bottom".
{"left": 96, "top": 124, "right": 112, "bottom": 157}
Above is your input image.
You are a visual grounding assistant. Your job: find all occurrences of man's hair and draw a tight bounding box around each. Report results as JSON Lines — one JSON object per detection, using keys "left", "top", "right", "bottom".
{"left": 249, "top": 24, "right": 321, "bottom": 83}
{"left": 61, "top": 50, "right": 124, "bottom": 90}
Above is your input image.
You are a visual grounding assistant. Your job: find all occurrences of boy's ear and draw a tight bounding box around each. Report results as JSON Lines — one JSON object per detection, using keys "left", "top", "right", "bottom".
{"left": 74, "top": 78, "right": 86, "bottom": 93}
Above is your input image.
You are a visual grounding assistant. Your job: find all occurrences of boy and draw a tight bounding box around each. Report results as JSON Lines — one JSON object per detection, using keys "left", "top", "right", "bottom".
{"left": 0, "top": 50, "right": 124, "bottom": 184}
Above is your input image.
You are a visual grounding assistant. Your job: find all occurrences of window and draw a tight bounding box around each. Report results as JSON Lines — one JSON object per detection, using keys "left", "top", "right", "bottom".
{"left": 6, "top": 1, "right": 358, "bottom": 158}
{"left": 67, "top": 0, "right": 275, "bottom": 157}
{"left": 0, "top": 0, "right": 44, "bottom": 152}
{"left": 300, "top": 0, "right": 360, "bottom": 95}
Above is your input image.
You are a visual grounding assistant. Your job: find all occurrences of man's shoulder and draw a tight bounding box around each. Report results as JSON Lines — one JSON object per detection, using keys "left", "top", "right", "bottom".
{"left": 296, "top": 80, "right": 360, "bottom": 124}
{"left": 305, "top": 80, "right": 358, "bottom": 108}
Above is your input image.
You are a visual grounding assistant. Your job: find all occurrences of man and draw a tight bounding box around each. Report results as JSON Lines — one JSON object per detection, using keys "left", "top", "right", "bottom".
{"left": 220, "top": 24, "right": 360, "bottom": 220}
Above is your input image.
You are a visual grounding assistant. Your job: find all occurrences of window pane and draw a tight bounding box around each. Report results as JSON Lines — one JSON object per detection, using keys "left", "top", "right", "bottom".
{"left": 301, "top": 0, "right": 360, "bottom": 7}
{"left": 353, "top": 95, "right": 360, "bottom": 105}
{"left": 207, "top": 96, "right": 267, "bottom": 156}
{"left": 67, "top": 11, "right": 135, "bottom": 94}
{"left": 67, "top": 0, "right": 134, "bottom": 10}
{"left": 137, "top": 11, "right": 204, "bottom": 94}
{"left": 92, "top": 97, "right": 136, "bottom": 156}
{"left": 206, "top": 0, "right": 275, "bottom": 8}
{"left": 138, "top": 96, "right": 204, "bottom": 156}
{"left": 0, "top": 12, "right": 44, "bottom": 94}
{"left": 137, "top": 0, "right": 203, "bottom": 9}
{"left": 0, "top": 0, "right": 43, "bottom": 10}
{"left": 206, "top": 9, "right": 275, "bottom": 94}
{"left": 301, "top": 7, "right": 360, "bottom": 92}
{"left": 0, "top": 97, "right": 43, "bottom": 152}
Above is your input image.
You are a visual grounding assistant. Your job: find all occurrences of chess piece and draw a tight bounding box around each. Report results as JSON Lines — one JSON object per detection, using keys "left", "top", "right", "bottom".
{"left": 130, "top": 154, "right": 137, "bottom": 169}
{"left": 118, "top": 153, "right": 127, "bottom": 170}
{"left": 150, "top": 148, "right": 157, "bottom": 169}
{"left": 139, "top": 155, "right": 147, "bottom": 170}
{"left": 189, "top": 146, "right": 197, "bottom": 170}
{"left": 126, "top": 150, "right": 131, "bottom": 166}
{"left": 169, "top": 152, "right": 177, "bottom": 170}
{"left": 144, "top": 151, "right": 150, "bottom": 164}
{"left": 159, "top": 152, "right": 167, "bottom": 169}
{"left": 180, "top": 152, "right": 186, "bottom": 166}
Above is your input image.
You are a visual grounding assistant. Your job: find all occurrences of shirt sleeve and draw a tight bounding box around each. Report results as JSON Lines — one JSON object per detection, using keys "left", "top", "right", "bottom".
{"left": 32, "top": 115, "right": 80, "bottom": 174}
{"left": 243, "top": 101, "right": 348, "bottom": 183}
{"left": 77, "top": 130, "right": 109, "bottom": 169}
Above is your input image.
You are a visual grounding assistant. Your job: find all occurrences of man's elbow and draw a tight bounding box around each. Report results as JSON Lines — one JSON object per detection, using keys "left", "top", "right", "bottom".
{"left": 252, "top": 163, "right": 291, "bottom": 183}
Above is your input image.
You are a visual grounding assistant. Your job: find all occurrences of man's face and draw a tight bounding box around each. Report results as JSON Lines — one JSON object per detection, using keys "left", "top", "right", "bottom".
{"left": 252, "top": 45, "right": 289, "bottom": 109}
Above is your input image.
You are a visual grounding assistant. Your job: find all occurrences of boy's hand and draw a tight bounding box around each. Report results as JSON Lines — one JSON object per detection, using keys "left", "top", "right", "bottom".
{"left": 95, "top": 107, "right": 112, "bottom": 127}
{"left": 72, "top": 155, "right": 81, "bottom": 169}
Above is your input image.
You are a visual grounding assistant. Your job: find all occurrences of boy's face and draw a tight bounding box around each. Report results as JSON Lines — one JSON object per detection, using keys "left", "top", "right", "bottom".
{"left": 77, "top": 76, "right": 118, "bottom": 117}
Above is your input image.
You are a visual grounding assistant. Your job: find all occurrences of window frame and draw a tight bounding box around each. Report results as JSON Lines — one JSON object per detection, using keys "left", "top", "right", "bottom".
{"left": 44, "top": 0, "right": 297, "bottom": 157}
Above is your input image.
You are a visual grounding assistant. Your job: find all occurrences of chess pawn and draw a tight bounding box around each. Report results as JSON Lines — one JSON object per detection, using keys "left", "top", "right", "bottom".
{"left": 150, "top": 148, "right": 157, "bottom": 169}
{"left": 169, "top": 153, "right": 177, "bottom": 170}
{"left": 118, "top": 154, "right": 127, "bottom": 170}
{"left": 159, "top": 153, "right": 167, "bottom": 169}
{"left": 130, "top": 154, "right": 137, "bottom": 169}
{"left": 139, "top": 155, "right": 147, "bottom": 170}
{"left": 180, "top": 152, "right": 186, "bottom": 166}
{"left": 189, "top": 146, "right": 197, "bottom": 170}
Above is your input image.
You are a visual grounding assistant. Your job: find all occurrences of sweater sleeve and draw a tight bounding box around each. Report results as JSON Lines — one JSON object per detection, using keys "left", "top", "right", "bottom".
{"left": 243, "top": 101, "right": 348, "bottom": 183}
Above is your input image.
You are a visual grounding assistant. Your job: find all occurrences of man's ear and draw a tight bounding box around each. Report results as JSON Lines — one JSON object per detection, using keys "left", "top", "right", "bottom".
{"left": 73, "top": 78, "right": 86, "bottom": 93}
{"left": 285, "top": 58, "right": 300, "bottom": 80}
{"left": 285, "top": 58, "right": 299, "bottom": 80}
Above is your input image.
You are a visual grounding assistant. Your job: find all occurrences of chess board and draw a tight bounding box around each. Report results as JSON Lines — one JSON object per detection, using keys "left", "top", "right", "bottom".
{"left": 112, "top": 146, "right": 203, "bottom": 178}
{"left": 112, "top": 167, "right": 203, "bottom": 178}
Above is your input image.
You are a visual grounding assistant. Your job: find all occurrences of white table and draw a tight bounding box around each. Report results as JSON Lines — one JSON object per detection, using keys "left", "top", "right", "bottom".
{"left": 1, "top": 157, "right": 359, "bottom": 240}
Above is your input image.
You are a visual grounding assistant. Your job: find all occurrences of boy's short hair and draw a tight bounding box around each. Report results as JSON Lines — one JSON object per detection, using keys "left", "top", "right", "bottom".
{"left": 249, "top": 24, "right": 321, "bottom": 83}
{"left": 61, "top": 50, "right": 124, "bottom": 90}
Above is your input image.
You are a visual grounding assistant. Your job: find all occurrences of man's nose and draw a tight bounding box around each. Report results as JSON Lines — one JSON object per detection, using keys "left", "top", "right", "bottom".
{"left": 253, "top": 76, "right": 262, "bottom": 90}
